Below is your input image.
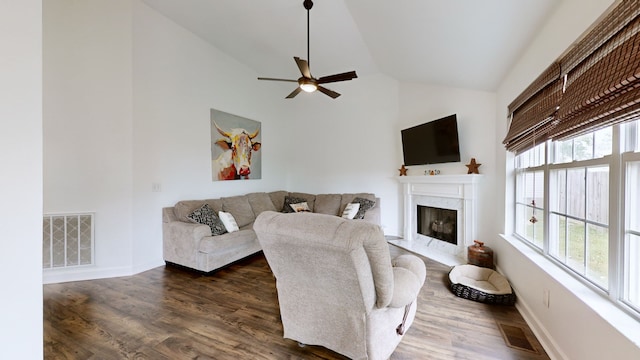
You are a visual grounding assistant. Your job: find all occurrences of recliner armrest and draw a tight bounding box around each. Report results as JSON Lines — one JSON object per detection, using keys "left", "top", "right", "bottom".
{"left": 389, "top": 255, "right": 426, "bottom": 308}
{"left": 393, "top": 255, "right": 426, "bottom": 286}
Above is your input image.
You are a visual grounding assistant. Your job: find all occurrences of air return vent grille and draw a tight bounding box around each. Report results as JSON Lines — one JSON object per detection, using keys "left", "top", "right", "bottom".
{"left": 43, "top": 213, "right": 94, "bottom": 269}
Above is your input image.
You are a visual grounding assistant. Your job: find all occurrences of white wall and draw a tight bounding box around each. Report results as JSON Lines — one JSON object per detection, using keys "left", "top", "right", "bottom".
{"left": 131, "top": 1, "right": 291, "bottom": 270}
{"left": 43, "top": 0, "right": 135, "bottom": 281}
{"left": 495, "top": 0, "right": 640, "bottom": 358}
{"left": 0, "top": 0, "right": 43, "bottom": 358}
{"left": 398, "top": 82, "right": 497, "bottom": 241}
{"left": 278, "top": 73, "right": 401, "bottom": 234}
{"left": 43, "top": 0, "right": 409, "bottom": 280}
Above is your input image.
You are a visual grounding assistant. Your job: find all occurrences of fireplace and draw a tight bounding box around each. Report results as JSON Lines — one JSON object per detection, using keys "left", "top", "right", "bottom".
{"left": 391, "top": 174, "right": 482, "bottom": 265}
{"left": 417, "top": 205, "right": 457, "bottom": 245}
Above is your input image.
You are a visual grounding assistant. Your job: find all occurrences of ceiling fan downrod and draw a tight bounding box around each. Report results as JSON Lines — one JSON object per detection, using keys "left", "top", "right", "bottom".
{"left": 304, "top": 0, "right": 313, "bottom": 69}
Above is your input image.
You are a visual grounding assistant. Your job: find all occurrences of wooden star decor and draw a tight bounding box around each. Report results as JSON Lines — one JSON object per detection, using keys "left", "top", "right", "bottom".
{"left": 398, "top": 165, "right": 408, "bottom": 176}
{"left": 465, "top": 158, "right": 482, "bottom": 174}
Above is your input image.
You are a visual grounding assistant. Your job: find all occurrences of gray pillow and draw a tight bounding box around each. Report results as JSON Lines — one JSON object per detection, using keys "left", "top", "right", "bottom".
{"left": 352, "top": 197, "right": 376, "bottom": 219}
{"left": 187, "top": 204, "right": 227, "bottom": 235}
{"left": 282, "top": 196, "right": 308, "bottom": 213}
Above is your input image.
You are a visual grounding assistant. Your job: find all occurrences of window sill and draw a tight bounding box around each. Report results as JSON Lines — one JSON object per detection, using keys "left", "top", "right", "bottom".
{"left": 499, "top": 233, "right": 640, "bottom": 349}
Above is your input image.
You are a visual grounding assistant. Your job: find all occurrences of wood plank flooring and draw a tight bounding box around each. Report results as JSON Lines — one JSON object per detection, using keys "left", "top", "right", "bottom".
{"left": 44, "top": 245, "right": 550, "bottom": 359}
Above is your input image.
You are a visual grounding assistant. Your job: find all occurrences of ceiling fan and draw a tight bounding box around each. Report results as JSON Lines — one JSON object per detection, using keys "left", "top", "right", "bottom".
{"left": 258, "top": 0, "right": 358, "bottom": 99}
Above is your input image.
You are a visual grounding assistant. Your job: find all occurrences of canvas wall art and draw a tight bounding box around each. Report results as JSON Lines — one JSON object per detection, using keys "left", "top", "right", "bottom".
{"left": 211, "top": 109, "right": 262, "bottom": 181}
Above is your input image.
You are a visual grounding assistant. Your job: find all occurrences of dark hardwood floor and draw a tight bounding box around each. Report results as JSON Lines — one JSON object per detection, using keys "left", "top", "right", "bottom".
{"left": 44, "top": 245, "right": 549, "bottom": 359}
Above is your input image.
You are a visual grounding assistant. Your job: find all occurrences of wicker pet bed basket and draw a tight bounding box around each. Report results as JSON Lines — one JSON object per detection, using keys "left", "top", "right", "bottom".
{"left": 448, "top": 265, "right": 516, "bottom": 306}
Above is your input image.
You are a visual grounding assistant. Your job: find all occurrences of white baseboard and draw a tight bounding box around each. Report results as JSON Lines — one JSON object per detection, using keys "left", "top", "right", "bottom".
{"left": 43, "top": 260, "right": 165, "bottom": 284}
{"left": 497, "top": 264, "right": 567, "bottom": 360}
{"left": 132, "top": 259, "right": 166, "bottom": 275}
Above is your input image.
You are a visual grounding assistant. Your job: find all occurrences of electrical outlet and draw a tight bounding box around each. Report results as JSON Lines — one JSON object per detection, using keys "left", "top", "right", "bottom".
{"left": 543, "top": 289, "right": 550, "bottom": 308}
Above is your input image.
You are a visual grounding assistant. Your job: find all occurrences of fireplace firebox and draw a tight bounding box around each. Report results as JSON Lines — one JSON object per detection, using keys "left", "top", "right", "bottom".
{"left": 417, "top": 205, "right": 457, "bottom": 245}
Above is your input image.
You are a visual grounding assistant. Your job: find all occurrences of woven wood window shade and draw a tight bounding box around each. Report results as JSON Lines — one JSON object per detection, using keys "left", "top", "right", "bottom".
{"left": 504, "top": 0, "right": 640, "bottom": 151}
{"left": 503, "top": 63, "right": 562, "bottom": 153}
{"left": 554, "top": 2, "right": 640, "bottom": 140}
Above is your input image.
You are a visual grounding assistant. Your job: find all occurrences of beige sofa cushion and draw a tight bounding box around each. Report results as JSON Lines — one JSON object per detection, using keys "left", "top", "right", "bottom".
{"left": 198, "top": 230, "right": 257, "bottom": 254}
{"left": 268, "top": 191, "right": 288, "bottom": 212}
{"left": 221, "top": 195, "right": 255, "bottom": 228}
{"left": 314, "top": 194, "right": 342, "bottom": 216}
{"left": 174, "top": 199, "right": 223, "bottom": 222}
{"left": 247, "top": 192, "right": 278, "bottom": 215}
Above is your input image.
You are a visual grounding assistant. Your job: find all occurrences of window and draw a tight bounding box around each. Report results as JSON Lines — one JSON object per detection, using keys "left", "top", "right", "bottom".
{"left": 507, "top": 0, "right": 640, "bottom": 317}
{"left": 623, "top": 121, "right": 640, "bottom": 313}
{"left": 514, "top": 120, "right": 640, "bottom": 315}
{"left": 514, "top": 166, "right": 544, "bottom": 249}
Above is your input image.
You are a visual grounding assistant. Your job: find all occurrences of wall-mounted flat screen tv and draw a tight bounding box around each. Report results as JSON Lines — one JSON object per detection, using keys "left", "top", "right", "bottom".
{"left": 401, "top": 114, "right": 461, "bottom": 166}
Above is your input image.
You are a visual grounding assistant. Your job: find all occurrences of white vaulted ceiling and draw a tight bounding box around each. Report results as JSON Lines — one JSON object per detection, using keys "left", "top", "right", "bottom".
{"left": 141, "top": 0, "right": 560, "bottom": 91}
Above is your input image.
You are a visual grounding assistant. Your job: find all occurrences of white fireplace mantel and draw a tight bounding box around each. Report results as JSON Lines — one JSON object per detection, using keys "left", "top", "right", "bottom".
{"left": 391, "top": 174, "right": 482, "bottom": 265}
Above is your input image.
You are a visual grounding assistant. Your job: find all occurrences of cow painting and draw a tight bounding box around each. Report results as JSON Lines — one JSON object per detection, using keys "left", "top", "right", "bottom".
{"left": 211, "top": 120, "right": 261, "bottom": 181}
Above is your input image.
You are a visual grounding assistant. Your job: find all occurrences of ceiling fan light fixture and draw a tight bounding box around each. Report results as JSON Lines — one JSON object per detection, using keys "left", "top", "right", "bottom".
{"left": 299, "top": 78, "right": 317, "bottom": 92}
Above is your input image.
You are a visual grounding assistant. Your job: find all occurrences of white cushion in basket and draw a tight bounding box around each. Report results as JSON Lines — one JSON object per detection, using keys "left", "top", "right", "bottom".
{"left": 448, "top": 264, "right": 512, "bottom": 295}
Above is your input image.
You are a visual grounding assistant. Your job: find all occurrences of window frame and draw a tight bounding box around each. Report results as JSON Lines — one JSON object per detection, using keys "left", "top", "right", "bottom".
{"left": 512, "top": 121, "right": 640, "bottom": 318}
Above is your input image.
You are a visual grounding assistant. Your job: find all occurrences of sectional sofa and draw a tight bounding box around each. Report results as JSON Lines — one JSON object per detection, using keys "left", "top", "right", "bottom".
{"left": 162, "top": 190, "right": 380, "bottom": 273}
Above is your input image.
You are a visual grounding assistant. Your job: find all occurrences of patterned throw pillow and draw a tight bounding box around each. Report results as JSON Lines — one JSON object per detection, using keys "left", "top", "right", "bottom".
{"left": 282, "top": 196, "right": 308, "bottom": 213}
{"left": 289, "top": 202, "right": 311, "bottom": 212}
{"left": 341, "top": 202, "right": 361, "bottom": 219}
{"left": 187, "top": 204, "right": 227, "bottom": 236}
{"left": 352, "top": 197, "right": 376, "bottom": 219}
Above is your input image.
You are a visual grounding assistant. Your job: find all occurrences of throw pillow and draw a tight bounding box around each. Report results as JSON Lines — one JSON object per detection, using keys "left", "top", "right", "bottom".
{"left": 341, "top": 202, "right": 361, "bottom": 220}
{"left": 289, "top": 202, "right": 311, "bottom": 212}
{"left": 352, "top": 197, "right": 376, "bottom": 219}
{"left": 282, "top": 196, "right": 308, "bottom": 213}
{"left": 187, "top": 204, "right": 227, "bottom": 236}
{"left": 218, "top": 211, "right": 240, "bottom": 233}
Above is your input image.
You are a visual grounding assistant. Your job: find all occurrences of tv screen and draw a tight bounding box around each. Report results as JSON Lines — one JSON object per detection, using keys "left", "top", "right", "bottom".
{"left": 401, "top": 114, "right": 461, "bottom": 166}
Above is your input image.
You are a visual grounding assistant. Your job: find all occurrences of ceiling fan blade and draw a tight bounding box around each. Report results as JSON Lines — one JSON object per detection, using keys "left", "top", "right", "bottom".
{"left": 317, "top": 71, "right": 358, "bottom": 84}
{"left": 258, "top": 77, "right": 298, "bottom": 82}
{"left": 317, "top": 86, "right": 341, "bottom": 99}
{"left": 285, "top": 87, "right": 303, "bottom": 99}
{"left": 294, "top": 57, "right": 312, "bottom": 78}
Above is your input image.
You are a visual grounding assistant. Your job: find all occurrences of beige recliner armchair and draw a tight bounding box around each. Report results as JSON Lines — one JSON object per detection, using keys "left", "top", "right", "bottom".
{"left": 254, "top": 211, "right": 426, "bottom": 360}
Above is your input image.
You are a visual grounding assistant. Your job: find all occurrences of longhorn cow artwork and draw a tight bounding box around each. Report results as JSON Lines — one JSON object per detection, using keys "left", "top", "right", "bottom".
{"left": 211, "top": 109, "right": 262, "bottom": 181}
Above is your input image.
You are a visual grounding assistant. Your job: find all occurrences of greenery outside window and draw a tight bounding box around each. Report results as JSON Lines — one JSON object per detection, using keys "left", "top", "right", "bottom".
{"left": 514, "top": 120, "right": 639, "bottom": 316}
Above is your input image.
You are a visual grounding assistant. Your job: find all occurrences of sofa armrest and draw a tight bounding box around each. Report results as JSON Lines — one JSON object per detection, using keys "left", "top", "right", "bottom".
{"left": 169, "top": 221, "right": 212, "bottom": 241}
{"left": 163, "top": 220, "right": 211, "bottom": 268}
{"left": 388, "top": 255, "right": 426, "bottom": 308}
